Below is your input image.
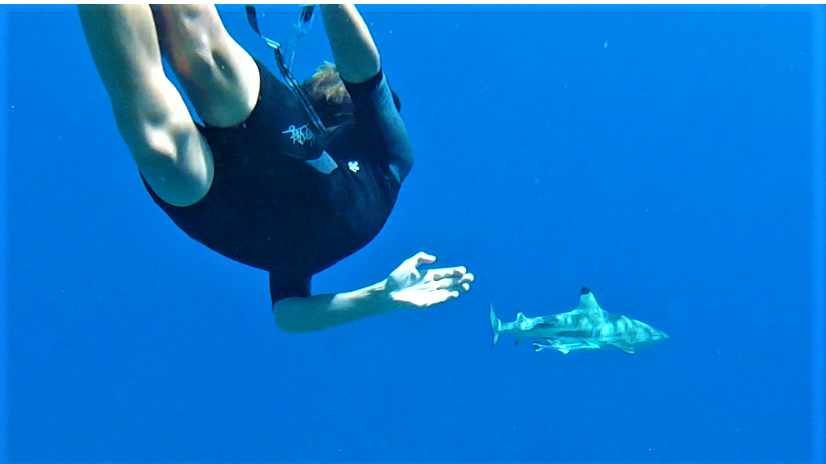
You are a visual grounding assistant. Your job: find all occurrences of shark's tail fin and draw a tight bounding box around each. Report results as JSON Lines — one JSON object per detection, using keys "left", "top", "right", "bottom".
{"left": 490, "top": 303, "right": 502, "bottom": 346}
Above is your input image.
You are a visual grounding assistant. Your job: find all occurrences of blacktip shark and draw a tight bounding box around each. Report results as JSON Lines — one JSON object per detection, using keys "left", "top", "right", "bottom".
{"left": 489, "top": 287, "right": 669, "bottom": 354}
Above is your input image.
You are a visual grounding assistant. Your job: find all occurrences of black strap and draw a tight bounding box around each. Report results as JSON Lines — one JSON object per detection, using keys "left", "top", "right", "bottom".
{"left": 245, "top": 5, "right": 328, "bottom": 140}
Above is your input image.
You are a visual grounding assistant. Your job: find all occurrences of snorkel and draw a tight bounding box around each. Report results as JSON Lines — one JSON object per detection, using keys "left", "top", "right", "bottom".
{"left": 246, "top": 5, "right": 329, "bottom": 142}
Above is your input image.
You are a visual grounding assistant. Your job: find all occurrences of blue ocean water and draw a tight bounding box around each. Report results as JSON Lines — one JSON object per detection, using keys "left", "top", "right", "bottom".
{"left": 3, "top": 4, "right": 824, "bottom": 463}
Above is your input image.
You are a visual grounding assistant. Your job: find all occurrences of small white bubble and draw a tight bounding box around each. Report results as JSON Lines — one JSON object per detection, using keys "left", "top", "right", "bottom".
{"left": 603, "top": 40, "right": 609, "bottom": 49}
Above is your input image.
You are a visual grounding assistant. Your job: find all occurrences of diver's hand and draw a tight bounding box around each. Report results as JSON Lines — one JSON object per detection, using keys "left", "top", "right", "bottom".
{"left": 385, "top": 252, "right": 474, "bottom": 308}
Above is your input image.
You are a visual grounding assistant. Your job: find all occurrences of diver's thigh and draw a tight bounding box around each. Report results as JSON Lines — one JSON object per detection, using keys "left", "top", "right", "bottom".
{"left": 79, "top": 4, "right": 214, "bottom": 208}
{"left": 152, "top": 4, "right": 260, "bottom": 128}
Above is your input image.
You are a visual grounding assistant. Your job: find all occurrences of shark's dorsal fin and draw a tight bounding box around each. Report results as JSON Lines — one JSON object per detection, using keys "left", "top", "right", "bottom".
{"left": 575, "top": 287, "right": 603, "bottom": 314}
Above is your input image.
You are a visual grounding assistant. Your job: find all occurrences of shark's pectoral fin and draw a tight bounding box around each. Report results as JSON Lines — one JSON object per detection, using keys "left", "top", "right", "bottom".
{"left": 612, "top": 341, "right": 636, "bottom": 354}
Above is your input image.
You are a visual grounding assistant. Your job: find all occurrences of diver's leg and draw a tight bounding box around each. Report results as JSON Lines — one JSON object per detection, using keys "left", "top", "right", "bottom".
{"left": 151, "top": 4, "right": 260, "bottom": 128}
{"left": 78, "top": 5, "right": 213, "bottom": 207}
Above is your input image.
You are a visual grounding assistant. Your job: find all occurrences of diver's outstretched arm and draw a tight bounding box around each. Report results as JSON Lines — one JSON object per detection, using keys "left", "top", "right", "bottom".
{"left": 272, "top": 252, "right": 474, "bottom": 334}
{"left": 318, "top": 4, "right": 381, "bottom": 83}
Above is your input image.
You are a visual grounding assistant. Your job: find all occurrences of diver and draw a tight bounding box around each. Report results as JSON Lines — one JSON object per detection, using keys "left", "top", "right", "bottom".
{"left": 77, "top": 4, "right": 474, "bottom": 333}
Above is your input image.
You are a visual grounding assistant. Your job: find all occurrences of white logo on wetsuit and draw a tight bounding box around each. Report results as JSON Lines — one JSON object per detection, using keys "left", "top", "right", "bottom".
{"left": 282, "top": 124, "right": 314, "bottom": 145}
{"left": 348, "top": 161, "right": 360, "bottom": 173}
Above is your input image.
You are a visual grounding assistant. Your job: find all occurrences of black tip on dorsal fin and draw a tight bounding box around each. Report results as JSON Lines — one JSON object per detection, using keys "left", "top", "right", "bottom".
{"left": 581, "top": 286, "right": 591, "bottom": 295}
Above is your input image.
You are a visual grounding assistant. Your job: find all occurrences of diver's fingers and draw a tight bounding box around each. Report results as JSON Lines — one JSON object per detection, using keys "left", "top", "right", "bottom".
{"left": 434, "top": 275, "right": 473, "bottom": 292}
{"left": 409, "top": 251, "right": 436, "bottom": 268}
{"left": 429, "top": 266, "right": 469, "bottom": 281}
{"left": 444, "top": 290, "right": 462, "bottom": 301}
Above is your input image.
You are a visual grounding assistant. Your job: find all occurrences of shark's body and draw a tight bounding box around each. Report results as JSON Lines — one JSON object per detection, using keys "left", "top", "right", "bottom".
{"left": 489, "top": 287, "right": 669, "bottom": 354}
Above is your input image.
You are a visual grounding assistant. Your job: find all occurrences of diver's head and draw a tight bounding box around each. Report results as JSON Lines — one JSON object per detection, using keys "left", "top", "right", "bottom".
{"left": 302, "top": 62, "right": 354, "bottom": 129}
{"left": 302, "top": 61, "right": 402, "bottom": 129}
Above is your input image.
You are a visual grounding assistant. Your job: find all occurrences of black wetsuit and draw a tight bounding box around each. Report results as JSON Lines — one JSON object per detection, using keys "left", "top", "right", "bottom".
{"left": 143, "top": 59, "right": 413, "bottom": 305}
